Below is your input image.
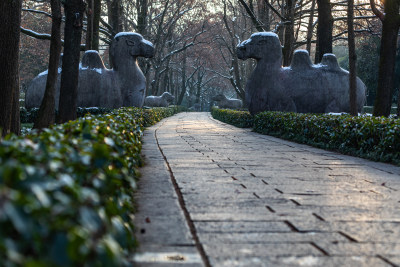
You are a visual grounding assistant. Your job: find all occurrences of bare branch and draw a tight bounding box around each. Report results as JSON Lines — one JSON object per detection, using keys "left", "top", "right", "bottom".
{"left": 262, "top": 0, "right": 286, "bottom": 21}
{"left": 237, "top": 0, "right": 265, "bottom": 32}
{"left": 370, "top": 0, "right": 384, "bottom": 21}
{"left": 20, "top": 27, "right": 86, "bottom": 50}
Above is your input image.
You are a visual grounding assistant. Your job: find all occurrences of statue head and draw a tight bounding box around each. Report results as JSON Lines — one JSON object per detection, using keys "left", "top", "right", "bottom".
{"left": 161, "top": 92, "right": 175, "bottom": 103}
{"left": 110, "top": 33, "right": 155, "bottom": 70}
{"left": 237, "top": 32, "right": 282, "bottom": 63}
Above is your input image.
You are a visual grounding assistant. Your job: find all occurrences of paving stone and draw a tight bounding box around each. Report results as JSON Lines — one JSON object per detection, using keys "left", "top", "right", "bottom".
{"left": 194, "top": 221, "right": 291, "bottom": 233}
{"left": 211, "top": 256, "right": 390, "bottom": 267}
{"left": 134, "top": 112, "right": 400, "bottom": 266}
{"left": 198, "top": 232, "right": 348, "bottom": 244}
{"left": 203, "top": 243, "right": 323, "bottom": 257}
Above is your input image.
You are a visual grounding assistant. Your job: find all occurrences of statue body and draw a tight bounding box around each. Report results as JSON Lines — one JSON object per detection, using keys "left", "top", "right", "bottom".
{"left": 25, "top": 32, "right": 154, "bottom": 109}
{"left": 144, "top": 92, "right": 175, "bottom": 107}
{"left": 212, "top": 94, "right": 243, "bottom": 109}
{"left": 237, "top": 32, "right": 366, "bottom": 115}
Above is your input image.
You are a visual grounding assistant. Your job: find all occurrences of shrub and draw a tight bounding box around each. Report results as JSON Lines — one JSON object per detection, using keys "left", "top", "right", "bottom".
{"left": 0, "top": 107, "right": 177, "bottom": 266}
{"left": 211, "top": 107, "right": 253, "bottom": 128}
{"left": 20, "top": 107, "right": 114, "bottom": 124}
{"left": 253, "top": 112, "right": 400, "bottom": 165}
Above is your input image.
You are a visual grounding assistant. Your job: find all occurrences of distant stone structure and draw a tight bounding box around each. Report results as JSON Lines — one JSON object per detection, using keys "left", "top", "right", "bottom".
{"left": 212, "top": 94, "right": 243, "bottom": 109}
{"left": 237, "top": 32, "right": 366, "bottom": 115}
{"left": 188, "top": 103, "right": 201, "bottom": 111}
{"left": 25, "top": 32, "right": 155, "bottom": 109}
{"left": 144, "top": 92, "right": 175, "bottom": 107}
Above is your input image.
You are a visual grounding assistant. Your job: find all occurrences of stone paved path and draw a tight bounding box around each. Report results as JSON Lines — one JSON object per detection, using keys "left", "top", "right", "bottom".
{"left": 133, "top": 112, "right": 400, "bottom": 267}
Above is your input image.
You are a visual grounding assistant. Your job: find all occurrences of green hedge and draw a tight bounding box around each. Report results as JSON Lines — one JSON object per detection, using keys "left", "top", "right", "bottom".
{"left": 253, "top": 112, "right": 400, "bottom": 165}
{"left": 211, "top": 107, "right": 400, "bottom": 165}
{"left": 363, "top": 106, "right": 397, "bottom": 114}
{"left": 0, "top": 107, "right": 177, "bottom": 266}
{"left": 20, "top": 107, "right": 114, "bottom": 124}
{"left": 211, "top": 107, "right": 253, "bottom": 128}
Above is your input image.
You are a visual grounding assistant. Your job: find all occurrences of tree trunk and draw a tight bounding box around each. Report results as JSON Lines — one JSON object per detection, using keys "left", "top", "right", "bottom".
{"left": 0, "top": 0, "right": 22, "bottom": 137}
{"left": 282, "top": 0, "right": 296, "bottom": 66}
{"left": 257, "top": 0, "right": 270, "bottom": 31}
{"left": 57, "top": 0, "right": 86, "bottom": 123}
{"left": 92, "top": 0, "right": 101, "bottom": 50}
{"left": 107, "top": 0, "right": 123, "bottom": 34}
{"left": 316, "top": 0, "right": 333, "bottom": 63}
{"left": 177, "top": 53, "right": 187, "bottom": 105}
{"left": 373, "top": 0, "right": 400, "bottom": 117}
{"left": 137, "top": 0, "right": 148, "bottom": 35}
{"left": 11, "top": 72, "right": 20, "bottom": 135}
{"left": 86, "top": 0, "right": 94, "bottom": 50}
{"left": 348, "top": 0, "right": 357, "bottom": 116}
{"left": 306, "top": 0, "right": 316, "bottom": 54}
{"left": 34, "top": 0, "right": 62, "bottom": 129}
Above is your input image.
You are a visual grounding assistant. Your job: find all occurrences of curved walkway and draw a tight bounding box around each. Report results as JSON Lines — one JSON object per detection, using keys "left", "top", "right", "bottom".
{"left": 133, "top": 112, "right": 400, "bottom": 267}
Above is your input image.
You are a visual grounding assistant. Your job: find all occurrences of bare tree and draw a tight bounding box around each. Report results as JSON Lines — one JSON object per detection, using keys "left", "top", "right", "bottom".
{"left": 315, "top": 0, "right": 333, "bottom": 63}
{"left": 348, "top": 0, "right": 357, "bottom": 116}
{"left": 57, "top": 0, "right": 86, "bottom": 123}
{"left": 85, "top": 0, "right": 101, "bottom": 50}
{"left": 0, "top": 0, "right": 22, "bottom": 136}
{"left": 370, "top": 0, "right": 400, "bottom": 117}
{"left": 34, "top": 0, "right": 62, "bottom": 129}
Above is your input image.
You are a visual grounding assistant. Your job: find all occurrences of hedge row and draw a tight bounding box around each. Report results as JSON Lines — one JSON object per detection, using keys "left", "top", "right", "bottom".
{"left": 0, "top": 107, "right": 177, "bottom": 266}
{"left": 211, "top": 107, "right": 253, "bottom": 128}
{"left": 20, "top": 107, "right": 114, "bottom": 124}
{"left": 255, "top": 112, "right": 400, "bottom": 164}
{"left": 211, "top": 108, "right": 400, "bottom": 165}
{"left": 20, "top": 106, "right": 188, "bottom": 124}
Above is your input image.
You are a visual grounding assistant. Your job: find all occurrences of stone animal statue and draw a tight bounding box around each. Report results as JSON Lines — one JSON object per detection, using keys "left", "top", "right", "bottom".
{"left": 144, "top": 92, "right": 175, "bottom": 107}
{"left": 188, "top": 103, "right": 201, "bottom": 111}
{"left": 25, "top": 32, "right": 155, "bottom": 109}
{"left": 237, "top": 32, "right": 366, "bottom": 115}
{"left": 212, "top": 94, "right": 243, "bottom": 109}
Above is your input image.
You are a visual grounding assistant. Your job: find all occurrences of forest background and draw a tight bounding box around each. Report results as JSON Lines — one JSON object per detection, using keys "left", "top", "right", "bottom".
{"left": 3, "top": 0, "right": 400, "bottom": 134}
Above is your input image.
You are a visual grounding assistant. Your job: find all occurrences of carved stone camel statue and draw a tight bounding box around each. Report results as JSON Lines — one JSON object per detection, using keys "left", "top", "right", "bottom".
{"left": 25, "top": 32, "right": 154, "bottom": 109}
{"left": 237, "top": 32, "right": 366, "bottom": 115}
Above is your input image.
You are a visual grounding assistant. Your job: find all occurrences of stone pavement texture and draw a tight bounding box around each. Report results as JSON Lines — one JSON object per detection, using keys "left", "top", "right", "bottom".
{"left": 133, "top": 112, "right": 400, "bottom": 267}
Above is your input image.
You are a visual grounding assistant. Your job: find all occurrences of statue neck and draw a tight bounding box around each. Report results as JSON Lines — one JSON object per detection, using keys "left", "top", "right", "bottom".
{"left": 256, "top": 58, "right": 282, "bottom": 70}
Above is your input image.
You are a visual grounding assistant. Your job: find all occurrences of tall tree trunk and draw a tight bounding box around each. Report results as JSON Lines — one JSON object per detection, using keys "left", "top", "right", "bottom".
{"left": 316, "top": 0, "right": 333, "bottom": 63}
{"left": 0, "top": 0, "right": 22, "bottom": 137}
{"left": 348, "top": 0, "right": 357, "bottom": 116}
{"left": 34, "top": 0, "right": 62, "bottom": 129}
{"left": 86, "top": 0, "right": 94, "bottom": 50}
{"left": 306, "top": 0, "right": 316, "bottom": 54}
{"left": 177, "top": 53, "right": 187, "bottom": 105}
{"left": 372, "top": 0, "right": 400, "bottom": 117}
{"left": 282, "top": 0, "right": 296, "bottom": 66}
{"left": 257, "top": 0, "right": 270, "bottom": 31}
{"left": 107, "top": 0, "right": 123, "bottom": 34}
{"left": 57, "top": 0, "right": 86, "bottom": 123}
{"left": 11, "top": 72, "right": 20, "bottom": 135}
{"left": 137, "top": 0, "right": 148, "bottom": 35}
{"left": 85, "top": 0, "right": 100, "bottom": 51}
